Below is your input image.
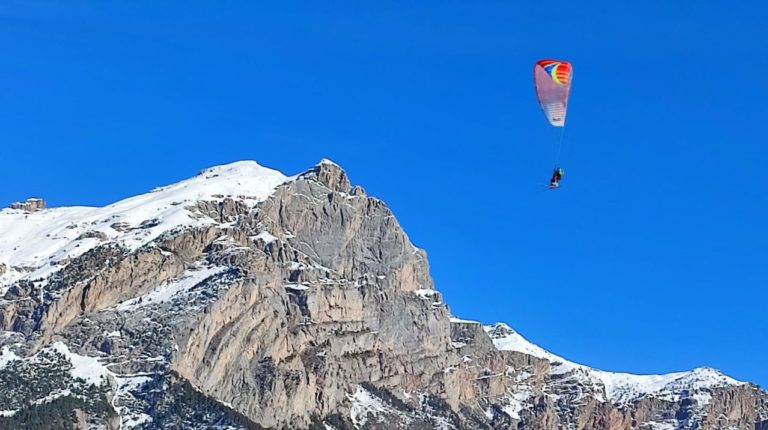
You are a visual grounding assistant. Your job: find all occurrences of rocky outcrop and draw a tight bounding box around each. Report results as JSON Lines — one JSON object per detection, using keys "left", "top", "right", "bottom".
{"left": 0, "top": 160, "right": 765, "bottom": 430}
{"left": 9, "top": 198, "right": 45, "bottom": 212}
{"left": 167, "top": 162, "right": 456, "bottom": 428}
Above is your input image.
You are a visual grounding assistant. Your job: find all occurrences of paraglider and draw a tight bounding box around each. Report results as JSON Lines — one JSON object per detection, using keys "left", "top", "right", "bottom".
{"left": 534, "top": 59, "right": 573, "bottom": 189}
{"left": 549, "top": 166, "right": 564, "bottom": 189}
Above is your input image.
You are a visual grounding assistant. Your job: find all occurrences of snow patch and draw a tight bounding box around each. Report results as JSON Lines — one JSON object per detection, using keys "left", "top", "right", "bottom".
{"left": 349, "top": 386, "right": 390, "bottom": 428}
{"left": 414, "top": 288, "right": 437, "bottom": 299}
{"left": 319, "top": 158, "right": 340, "bottom": 167}
{"left": 50, "top": 342, "right": 110, "bottom": 385}
{"left": 115, "top": 265, "right": 226, "bottom": 310}
{"left": 644, "top": 422, "right": 678, "bottom": 430}
{"left": 121, "top": 413, "right": 153, "bottom": 429}
{"left": 252, "top": 231, "right": 277, "bottom": 244}
{"left": 500, "top": 391, "right": 531, "bottom": 420}
{"left": 484, "top": 407, "right": 495, "bottom": 421}
{"left": 31, "top": 389, "right": 73, "bottom": 406}
{"left": 113, "top": 374, "right": 154, "bottom": 429}
{"left": 0, "top": 346, "right": 20, "bottom": 369}
{"left": 449, "top": 316, "right": 480, "bottom": 324}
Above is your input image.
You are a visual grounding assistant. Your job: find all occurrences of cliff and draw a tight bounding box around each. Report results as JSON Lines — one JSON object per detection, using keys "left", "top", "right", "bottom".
{"left": 0, "top": 160, "right": 765, "bottom": 429}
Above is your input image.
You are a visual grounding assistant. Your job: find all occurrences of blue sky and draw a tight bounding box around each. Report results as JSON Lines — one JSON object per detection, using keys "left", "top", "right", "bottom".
{"left": 2, "top": 1, "right": 766, "bottom": 386}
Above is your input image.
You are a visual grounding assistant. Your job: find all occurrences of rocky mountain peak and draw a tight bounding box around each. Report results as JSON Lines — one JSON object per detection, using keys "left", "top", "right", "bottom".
{"left": 0, "top": 160, "right": 765, "bottom": 430}
{"left": 300, "top": 158, "right": 352, "bottom": 193}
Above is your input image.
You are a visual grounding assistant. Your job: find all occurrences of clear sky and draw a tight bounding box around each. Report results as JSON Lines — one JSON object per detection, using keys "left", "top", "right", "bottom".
{"left": 2, "top": 1, "right": 766, "bottom": 387}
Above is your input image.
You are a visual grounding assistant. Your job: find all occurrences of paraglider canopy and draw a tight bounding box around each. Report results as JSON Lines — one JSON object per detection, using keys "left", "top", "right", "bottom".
{"left": 534, "top": 59, "right": 573, "bottom": 127}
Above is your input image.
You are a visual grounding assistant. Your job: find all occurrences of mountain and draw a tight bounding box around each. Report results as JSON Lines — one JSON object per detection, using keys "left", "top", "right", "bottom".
{"left": 0, "top": 160, "right": 765, "bottom": 430}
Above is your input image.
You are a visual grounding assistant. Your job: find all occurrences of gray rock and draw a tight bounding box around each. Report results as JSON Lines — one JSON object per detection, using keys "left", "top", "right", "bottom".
{"left": 8, "top": 198, "right": 46, "bottom": 212}
{"left": 0, "top": 161, "right": 765, "bottom": 430}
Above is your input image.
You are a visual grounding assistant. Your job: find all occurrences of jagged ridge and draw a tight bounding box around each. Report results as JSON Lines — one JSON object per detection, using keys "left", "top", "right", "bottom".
{"left": 0, "top": 160, "right": 765, "bottom": 430}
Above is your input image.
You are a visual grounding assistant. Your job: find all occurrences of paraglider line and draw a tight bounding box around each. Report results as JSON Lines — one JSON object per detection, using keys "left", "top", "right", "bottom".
{"left": 554, "top": 126, "right": 566, "bottom": 167}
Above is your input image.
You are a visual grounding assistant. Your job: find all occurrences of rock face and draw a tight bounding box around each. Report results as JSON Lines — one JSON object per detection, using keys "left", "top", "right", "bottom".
{"left": 8, "top": 197, "right": 46, "bottom": 212}
{"left": 0, "top": 160, "right": 765, "bottom": 430}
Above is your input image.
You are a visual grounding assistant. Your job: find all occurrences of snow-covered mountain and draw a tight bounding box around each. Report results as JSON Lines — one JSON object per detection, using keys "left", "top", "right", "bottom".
{"left": 0, "top": 160, "right": 765, "bottom": 430}
{"left": 0, "top": 161, "right": 289, "bottom": 291}
{"left": 484, "top": 323, "right": 745, "bottom": 416}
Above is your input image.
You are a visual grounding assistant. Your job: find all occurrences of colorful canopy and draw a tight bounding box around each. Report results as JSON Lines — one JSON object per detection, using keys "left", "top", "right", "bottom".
{"left": 533, "top": 59, "right": 573, "bottom": 127}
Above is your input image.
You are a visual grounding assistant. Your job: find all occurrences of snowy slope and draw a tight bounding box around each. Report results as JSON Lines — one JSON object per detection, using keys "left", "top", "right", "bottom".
{"left": 484, "top": 323, "right": 743, "bottom": 405}
{"left": 0, "top": 161, "right": 289, "bottom": 292}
